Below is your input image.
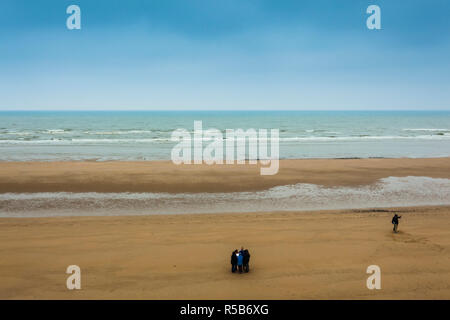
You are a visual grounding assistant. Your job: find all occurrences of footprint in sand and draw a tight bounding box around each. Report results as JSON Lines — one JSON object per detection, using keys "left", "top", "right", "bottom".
{"left": 391, "top": 231, "right": 445, "bottom": 252}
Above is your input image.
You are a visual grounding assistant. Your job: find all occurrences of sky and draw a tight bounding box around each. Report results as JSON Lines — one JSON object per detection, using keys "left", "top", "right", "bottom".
{"left": 1, "top": 0, "right": 450, "bottom": 110}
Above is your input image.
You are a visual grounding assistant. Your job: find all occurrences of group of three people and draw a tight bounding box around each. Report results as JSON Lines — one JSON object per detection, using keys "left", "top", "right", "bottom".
{"left": 231, "top": 247, "right": 250, "bottom": 273}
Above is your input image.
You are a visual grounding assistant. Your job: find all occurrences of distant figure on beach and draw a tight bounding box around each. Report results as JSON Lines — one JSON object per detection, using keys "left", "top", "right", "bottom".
{"left": 243, "top": 249, "right": 251, "bottom": 273}
{"left": 231, "top": 249, "right": 238, "bottom": 273}
{"left": 237, "top": 248, "right": 244, "bottom": 273}
{"left": 392, "top": 213, "right": 402, "bottom": 233}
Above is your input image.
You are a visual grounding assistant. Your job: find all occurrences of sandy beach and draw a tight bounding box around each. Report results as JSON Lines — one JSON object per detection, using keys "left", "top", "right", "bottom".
{"left": 0, "top": 158, "right": 449, "bottom": 299}
{"left": 0, "top": 206, "right": 449, "bottom": 299}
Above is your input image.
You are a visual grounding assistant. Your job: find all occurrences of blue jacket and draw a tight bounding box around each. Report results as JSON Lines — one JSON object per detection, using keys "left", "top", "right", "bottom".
{"left": 237, "top": 254, "right": 244, "bottom": 266}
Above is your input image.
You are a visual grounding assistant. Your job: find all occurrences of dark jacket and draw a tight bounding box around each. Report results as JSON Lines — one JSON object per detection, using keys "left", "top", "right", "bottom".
{"left": 243, "top": 250, "right": 250, "bottom": 264}
{"left": 392, "top": 215, "right": 400, "bottom": 224}
{"left": 231, "top": 252, "right": 237, "bottom": 265}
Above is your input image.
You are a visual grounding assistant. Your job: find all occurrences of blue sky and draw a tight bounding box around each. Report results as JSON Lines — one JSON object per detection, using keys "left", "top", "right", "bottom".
{"left": 1, "top": 0, "right": 450, "bottom": 110}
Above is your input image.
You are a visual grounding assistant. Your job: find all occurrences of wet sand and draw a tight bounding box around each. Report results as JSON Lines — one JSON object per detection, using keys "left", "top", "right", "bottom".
{"left": 0, "top": 157, "right": 450, "bottom": 193}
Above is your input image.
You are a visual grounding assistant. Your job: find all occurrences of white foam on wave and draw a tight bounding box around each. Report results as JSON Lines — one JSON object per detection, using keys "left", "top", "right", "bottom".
{"left": 83, "top": 130, "right": 153, "bottom": 135}
{"left": 45, "top": 129, "right": 68, "bottom": 134}
{"left": 1, "top": 134, "right": 450, "bottom": 145}
{"left": 403, "top": 128, "right": 450, "bottom": 132}
{"left": 280, "top": 135, "right": 450, "bottom": 141}
{"left": 1, "top": 176, "right": 449, "bottom": 217}
{"left": 0, "top": 138, "right": 167, "bottom": 145}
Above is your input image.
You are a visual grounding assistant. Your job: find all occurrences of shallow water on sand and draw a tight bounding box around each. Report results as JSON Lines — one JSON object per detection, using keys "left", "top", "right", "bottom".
{"left": 1, "top": 176, "right": 449, "bottom": 217}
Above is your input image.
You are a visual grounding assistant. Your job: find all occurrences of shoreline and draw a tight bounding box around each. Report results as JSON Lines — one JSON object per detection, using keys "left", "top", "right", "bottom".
{"left": 1, "top": 203, "right": 450, "bottom": 220}
{"left": 1, "top": 157, "right": 449, "bottom": 194}
{"left": 0, "top": 155, "right": 448, "bottom": 160}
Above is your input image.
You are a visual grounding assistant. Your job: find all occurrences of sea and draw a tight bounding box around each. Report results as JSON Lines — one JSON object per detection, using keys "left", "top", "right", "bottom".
{"left": 1, "top": 110, "right": 450, "bottom": 217}
{"left": 1, "top": 110, "right": 450, "bottom": 161}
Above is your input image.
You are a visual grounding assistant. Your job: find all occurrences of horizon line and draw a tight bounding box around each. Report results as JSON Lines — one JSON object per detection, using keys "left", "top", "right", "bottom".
{"left": 0, "top": 109, "right": 449, "bottom": 112}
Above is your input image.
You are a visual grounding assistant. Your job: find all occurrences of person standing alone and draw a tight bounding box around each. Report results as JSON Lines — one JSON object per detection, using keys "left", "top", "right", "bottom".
{"left": 392, "top": 213, "right": 402, "bottom": 233}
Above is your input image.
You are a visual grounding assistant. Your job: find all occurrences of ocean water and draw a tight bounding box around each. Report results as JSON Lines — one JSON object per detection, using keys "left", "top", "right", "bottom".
{"left": 1, "top": 111, "right": 450, "bottom": 161}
